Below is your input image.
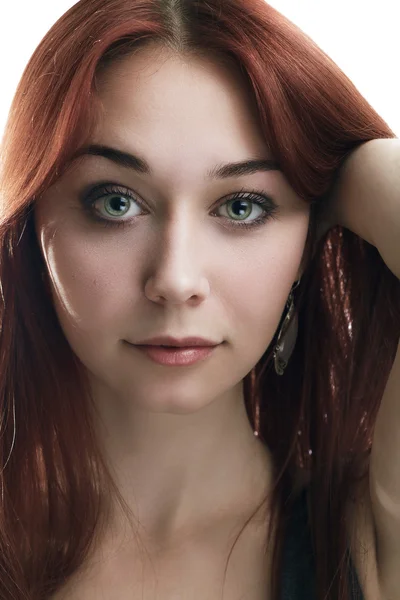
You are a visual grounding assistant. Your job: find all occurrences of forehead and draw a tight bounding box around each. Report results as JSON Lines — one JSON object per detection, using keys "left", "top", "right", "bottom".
{"left": 91, "top": 47, "right": 272, "bottom": 183}
{"left": 95, "top": 45, "right": 259, "bottom": 123}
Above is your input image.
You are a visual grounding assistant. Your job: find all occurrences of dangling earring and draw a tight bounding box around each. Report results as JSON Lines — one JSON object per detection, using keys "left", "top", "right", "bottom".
{"left": 273, "top": 279, "right": 301, "bottom": 376}
{"left": 252, "top": 279, "right": 301, "bottom": 435}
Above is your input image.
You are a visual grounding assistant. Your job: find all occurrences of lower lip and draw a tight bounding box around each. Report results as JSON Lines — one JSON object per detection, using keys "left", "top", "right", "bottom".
{"left": 132, "top": 344, "right": 218, "bottom": 366}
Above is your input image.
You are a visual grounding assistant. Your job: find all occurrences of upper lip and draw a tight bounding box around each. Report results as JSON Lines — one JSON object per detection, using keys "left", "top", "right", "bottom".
{"left": 133, "top": 336, "right": 220, "bottom": 347}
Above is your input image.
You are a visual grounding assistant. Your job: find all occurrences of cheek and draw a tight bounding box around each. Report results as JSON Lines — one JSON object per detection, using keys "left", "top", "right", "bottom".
{"left": 41, "top": 227, "right": 136, "bottom": 339}
{"left": 229, "top": 263, "right": 294, "bottom": 361}
{"left": 38, "top": 207, "right": 308, "bottom": 362}
{"left": 224, "top": 214, "right": 308, "bottom": 358}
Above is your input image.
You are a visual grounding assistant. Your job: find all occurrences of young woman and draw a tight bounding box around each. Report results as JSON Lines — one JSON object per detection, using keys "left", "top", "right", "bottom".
{"left": 0, "top": 1, "right": 399, "bottom": 599}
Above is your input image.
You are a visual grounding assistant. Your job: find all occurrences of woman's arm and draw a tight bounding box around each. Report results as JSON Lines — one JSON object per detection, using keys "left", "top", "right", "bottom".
{"left": 334, "top": 138, "right": 400, "bottom": 278}
{"left": 329, "top": 137, "right": 400, "bottom": 598}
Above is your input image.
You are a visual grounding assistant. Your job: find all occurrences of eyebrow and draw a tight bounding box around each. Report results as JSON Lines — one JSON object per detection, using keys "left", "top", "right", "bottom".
{"left": 72, "top": 144, "right": 281, "bottom": 180}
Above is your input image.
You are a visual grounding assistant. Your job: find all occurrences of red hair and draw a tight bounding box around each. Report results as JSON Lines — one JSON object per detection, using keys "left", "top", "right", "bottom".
{"left": 0, "top": 0, "right": 399, "bottom": 598}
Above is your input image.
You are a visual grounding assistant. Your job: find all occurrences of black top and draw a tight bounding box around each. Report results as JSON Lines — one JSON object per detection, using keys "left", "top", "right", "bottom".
{"left": 280, "top": 487, "right": 364, "bottom": 599}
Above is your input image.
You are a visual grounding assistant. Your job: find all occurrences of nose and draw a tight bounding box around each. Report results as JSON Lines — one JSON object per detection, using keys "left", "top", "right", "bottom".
{"left": 144, "top": 217, "right": 210, "bottom": 306}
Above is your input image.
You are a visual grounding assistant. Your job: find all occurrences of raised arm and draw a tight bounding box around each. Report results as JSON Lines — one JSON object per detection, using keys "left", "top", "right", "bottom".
{"left": 329, "top": 138, "right": 400, "bottom": 598}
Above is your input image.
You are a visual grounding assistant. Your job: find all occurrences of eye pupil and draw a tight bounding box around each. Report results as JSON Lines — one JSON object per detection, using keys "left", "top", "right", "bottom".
{"left": 229, "top": 199, "right": 251, "bottom": 220}
{"left": 105, "top": 195, "right": 130, "bottom": 216}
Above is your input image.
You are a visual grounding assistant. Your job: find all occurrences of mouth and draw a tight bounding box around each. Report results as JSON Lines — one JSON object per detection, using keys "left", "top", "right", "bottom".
{"left": 126, "top": 342, "right": 220, "bottom": 366}
{"left": 132, "top": 335, "right": 220, "bottom": 347}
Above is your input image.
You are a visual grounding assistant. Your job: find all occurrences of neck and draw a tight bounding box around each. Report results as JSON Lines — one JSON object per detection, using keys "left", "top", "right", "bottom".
{"left": 90, "top": 378, "right": 273, "bottom": 545}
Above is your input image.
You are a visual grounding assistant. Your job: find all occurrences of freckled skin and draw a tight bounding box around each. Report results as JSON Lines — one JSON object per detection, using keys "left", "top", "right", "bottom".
{"left": 34, "top": 45, "right": 310, "bottom": 544}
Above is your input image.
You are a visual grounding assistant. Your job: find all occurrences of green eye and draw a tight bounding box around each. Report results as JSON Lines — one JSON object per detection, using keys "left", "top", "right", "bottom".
{"left": 225, "top": 199, "right": 253, "bottom": 221}
{"left": 103, "top": 195, "right": 131, "bottom": 217}
{"left": 82, "top": 183, "right": 279, "bottom": 231}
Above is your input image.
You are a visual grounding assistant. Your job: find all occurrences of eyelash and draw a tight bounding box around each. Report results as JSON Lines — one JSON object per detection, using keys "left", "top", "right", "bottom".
{"left": 80, "top": 183, "right": 279, "bottom": 231}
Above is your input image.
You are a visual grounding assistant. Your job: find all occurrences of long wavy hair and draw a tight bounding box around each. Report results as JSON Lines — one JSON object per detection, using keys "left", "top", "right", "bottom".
{"left": 0, "top": 0, "right": 399, "bottom": 598}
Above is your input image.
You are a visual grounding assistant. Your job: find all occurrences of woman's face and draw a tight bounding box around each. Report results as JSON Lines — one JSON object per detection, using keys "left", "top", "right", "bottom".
{"left": 34, "top": 46, "right": 310, "bottom": 414}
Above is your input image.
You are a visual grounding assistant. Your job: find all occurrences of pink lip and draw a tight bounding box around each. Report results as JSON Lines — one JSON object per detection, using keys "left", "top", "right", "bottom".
{"left": 131, "top": 344, "right": 218, "bottom": 366}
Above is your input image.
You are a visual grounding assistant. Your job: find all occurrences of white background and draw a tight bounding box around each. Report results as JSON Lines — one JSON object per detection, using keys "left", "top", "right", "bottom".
{"left": 0, "top": 1, "right": 399, "bottom": 140}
